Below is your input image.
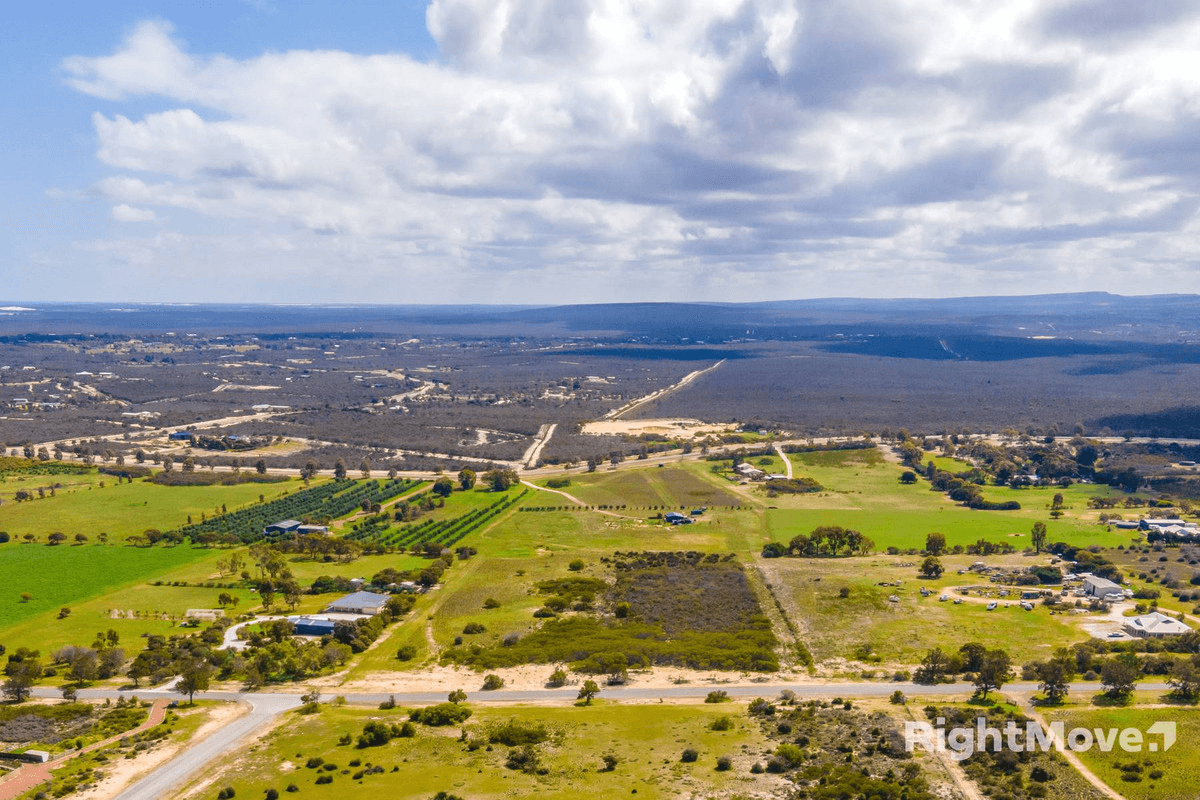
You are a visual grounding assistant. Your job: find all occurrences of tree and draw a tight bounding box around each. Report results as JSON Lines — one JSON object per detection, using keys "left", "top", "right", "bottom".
{"left": 48, "top": 532, "right": 67, "bottom": 546}
{"left": 547, "top": 668, "right": 567, "bottom": 687}
{"left": 1168, "top": 659, "right": 1200, "bottom": 701}
{"left": 900, "top": 471, "right": 919, "bottom": 484}
{"left": 334, "top": 459, "right": 347, "bottom": 480}
{"left": 2, "top": 658, "right": 41, "bottom": 702}
{"left": 958, "top": 642, "right": 986, "bottom": 672}
{"left": 458, "top": 469, "right": 476, "bottom": 491}
{"left": 255, "top": 459, "right": 267, "bottom": 475}
{"left": 448, "top": 688, "right": 467, "bottom": 704}
{"left": 359, "top": 459, "right": 372, "bottom": 479}
{"left": 924, "top": 532, "right": 946, "bottom": 555}
{"left": 1036, "top": 656, "right": 1075, "bottom": 705}
{"left": 914, "top": 647, "right": 949, "bottom": 684}
{"left": 484, "top": 469, "right": 519, "bottom": 491}
{"left": 1101, "top": 653, "right": 1140, "bottom": 699}
{"left": 972, "top": 649, "right": 1013, "bottom": 700}
{"left": 70, "top": 649, "right": 99, "bottom": 683}
{"left": 300, "top": 460, "right": 318, "bottom": 482}
{"left": 482, "top": 674, "right": 504, "bottom": 690}
{"left": 432, "top": 477, "right": 455, "bottom": 498}
{"left": 577, "top": 679, "right": 600, "bottom": 705}
{"left": 1031, "top": 521, "right": 1047, "bottom": 554}
{"left": 178, "top": 660, "right": 214, "bottom": 704}
{"left": 919, "top": 556, "right": 943, "bottom": 579}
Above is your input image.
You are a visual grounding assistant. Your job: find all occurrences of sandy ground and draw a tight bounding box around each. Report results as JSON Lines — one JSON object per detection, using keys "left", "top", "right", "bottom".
{"left": 173, "top": 713, "right": 291, "bottom": 800}
{"left": 328, "top": 664, "right": 816, "bottom": 697}
{"left": 72, "top": 702, "right": 247, "bottom": 800}
{"left": 581, "top": 418, "right": 733, "bottom": 438}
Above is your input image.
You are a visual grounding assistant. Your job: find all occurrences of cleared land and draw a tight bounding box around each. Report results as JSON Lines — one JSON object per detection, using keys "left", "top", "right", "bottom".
{"left": 1043, "top": 707, "right": 1200, "bottom": 800}
{"left": 176, "top": 701, "right": 779, "bottom": 800}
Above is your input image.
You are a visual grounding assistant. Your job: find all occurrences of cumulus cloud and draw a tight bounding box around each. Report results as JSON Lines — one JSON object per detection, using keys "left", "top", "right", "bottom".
{"left": 55, "top": 2, "right": 1200, "bottom": 301}
{"left": 110, "top": 203, "right": 159, "bottom": 223}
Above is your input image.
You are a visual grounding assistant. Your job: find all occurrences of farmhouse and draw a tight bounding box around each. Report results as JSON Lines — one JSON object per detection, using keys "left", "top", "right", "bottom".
{"left": 1123, "top": 612, "right": 1192, "bottom": 638}
{"left": 1081, "top": 574, "right": 1125, "bottom": 602}
{"left": 324, "top": 591, "right": 389, "bottom": 615}
{"left": 735, "top": 463, "right": 765, "bottom": 480}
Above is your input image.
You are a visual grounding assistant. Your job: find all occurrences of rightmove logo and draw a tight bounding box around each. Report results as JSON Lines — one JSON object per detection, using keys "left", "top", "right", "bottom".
{"left": 905, "top": 717, "right": 1177, "bottom": 762}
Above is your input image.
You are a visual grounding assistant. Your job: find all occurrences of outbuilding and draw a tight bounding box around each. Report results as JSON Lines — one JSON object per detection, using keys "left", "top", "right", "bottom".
{"left": 324, "top": 591, "right": 389, "bottom": 615}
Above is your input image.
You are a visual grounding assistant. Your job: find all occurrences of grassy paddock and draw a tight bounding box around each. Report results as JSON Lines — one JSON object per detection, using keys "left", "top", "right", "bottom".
{"left": 1042, "top": 707, "right": 1200, "bottom": 800}
{"left": 0, "top": 473, "right": 312, "bottom": 543}
{"left": 180, "top": 702, "right": 775, "bottom": 800}
{"left": 759, "top": 554, "right": 1086, "bottom": 664}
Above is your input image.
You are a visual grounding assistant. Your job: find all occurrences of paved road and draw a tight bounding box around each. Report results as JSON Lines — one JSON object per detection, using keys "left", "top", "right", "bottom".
{"left": 111, "top": 694, "right": 300, "bottom": 800}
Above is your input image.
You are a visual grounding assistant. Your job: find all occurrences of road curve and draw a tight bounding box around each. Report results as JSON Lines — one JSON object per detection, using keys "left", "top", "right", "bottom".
{"left": 111, "top": 694, "right": 300, "bottom": 800}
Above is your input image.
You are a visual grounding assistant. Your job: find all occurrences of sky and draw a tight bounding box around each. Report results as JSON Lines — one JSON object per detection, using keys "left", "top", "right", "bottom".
{"left": 5, "top": 0, "right": 1200, "bottom": 305}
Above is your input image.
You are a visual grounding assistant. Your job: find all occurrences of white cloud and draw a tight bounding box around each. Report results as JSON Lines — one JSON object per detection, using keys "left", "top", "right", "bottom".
{"left": 109, "top": 203, "right": 159, "bottom": 223}
{"left": 54, "top": 2, "right": 1200, "bottom": 301}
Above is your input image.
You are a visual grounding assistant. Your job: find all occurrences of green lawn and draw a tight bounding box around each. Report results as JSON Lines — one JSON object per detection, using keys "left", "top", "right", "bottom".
{"left": 179, "top": 701, "right": 775, "bottom": 800}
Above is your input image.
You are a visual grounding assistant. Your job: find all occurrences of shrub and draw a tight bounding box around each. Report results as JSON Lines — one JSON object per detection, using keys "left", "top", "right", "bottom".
{"left": 357, "top": 721, "right": 392, "bottom": 748}
{"left": 462, "top": 622, "right": 487, "bottom": 634}
{"left": 748, "top": 698, "right": 775, "bottom": 716}
{"left": 710, "top": 716, "right": 734, "bottom": 731}
{"left": 217, "top": 789, "right": 235, "bottom": 799}
{"left": 305, "top": 757, "right": 324, "bottom": 769}
{"left": 265, "top": 791, "right": 279, "bottom": 800}
{"left": 488, "top": 718, "right": 549, "bottom": 746}
{"left": 681, "top": 748, "right": 699, "bottom": 763}
{"left": 547, "top": 668, "right": 567, "bottom": 687}
{"left": 410, "top": 703, "right": 472, "bottom": 726}
{"left": 505, "top": 745, "right": 541, "bottom": 773}
{"left": 482, "top": 674, "right": 505, "bottom": 690}
{"left": 715, "top": 755, "right": 733, "bottom": 771}
{"left": 601, "top": 754, "right": 618, "bottom": 771}
{"left": 568, "top": 559, "right": 585, "bottom": 571}
{"left": 483, "top": 598, "right": 501, "bottom": 609}
{"left": 705, "top": 690, "right": 730, "bottom": 703}
{"left": 890, "top": 690, "right": 906, "bottom": 704}
{"left": 396, "top": 645, "right": 417, "bottom": 661}
{"left": 315, "top": 775, "right": 333, "bottom": 785}
{"left": 286, "top": 785, "right": 299, "bottom": 793}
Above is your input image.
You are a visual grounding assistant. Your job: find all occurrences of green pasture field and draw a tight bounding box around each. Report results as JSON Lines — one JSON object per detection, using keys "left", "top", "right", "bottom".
{"left": 1042, "top": 707, "right": 1200, "bottom": 800}
{"left": 545, "top": 464, "right": 743, "bottom": 509}
{"left": 758, "top": 554, "right": 1088, "bottom": 664}
{"left": 181, "top": 702, "right": 775, "bottom": 800}
{"left": 0, "top": 471, "right": 313, "bottom": 542}
{"left": 761, "top": 448, "right": 1133, "bottom": 551}
{"left": 927, "top": 455, "right": 976, "bottom": 473}
{"left": 0, "top": 543, "right": 212, "bottom": 635}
